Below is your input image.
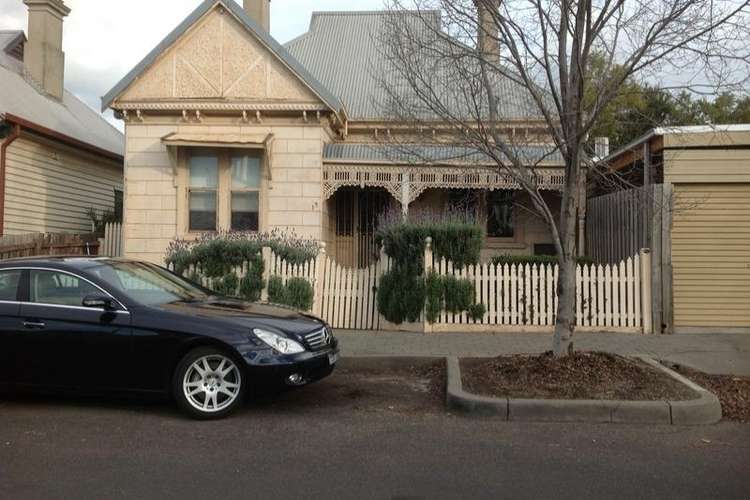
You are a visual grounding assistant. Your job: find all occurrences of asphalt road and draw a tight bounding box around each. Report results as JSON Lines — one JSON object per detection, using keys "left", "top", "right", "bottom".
{"left": 1, "top": 363, "right": 749, "bottom": 500}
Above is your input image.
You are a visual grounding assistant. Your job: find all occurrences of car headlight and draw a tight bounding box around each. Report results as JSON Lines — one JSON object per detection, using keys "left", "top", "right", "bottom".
{"left": 253, "top": 328, "right": 306, "bottom": 354}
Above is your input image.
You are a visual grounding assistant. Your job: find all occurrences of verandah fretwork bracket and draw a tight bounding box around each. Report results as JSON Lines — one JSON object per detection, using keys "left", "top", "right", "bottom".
{"left": 323, "top": 164, "right": 565, "bottom": 206}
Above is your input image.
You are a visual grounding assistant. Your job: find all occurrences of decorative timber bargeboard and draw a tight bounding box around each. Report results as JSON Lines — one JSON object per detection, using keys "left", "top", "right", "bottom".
{"left": 323, "top": 163, "right": 566, "bottom": 205}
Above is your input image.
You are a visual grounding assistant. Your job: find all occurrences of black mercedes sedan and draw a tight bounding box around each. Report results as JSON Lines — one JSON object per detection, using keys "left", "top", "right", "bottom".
{"left": 0, "top": 257, "right": 339, "bottom": 419}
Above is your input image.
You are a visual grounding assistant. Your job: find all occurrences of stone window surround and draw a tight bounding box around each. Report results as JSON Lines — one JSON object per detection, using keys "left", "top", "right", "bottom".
{"left": 175, "top": 146, "right": 269, "bottom": 237}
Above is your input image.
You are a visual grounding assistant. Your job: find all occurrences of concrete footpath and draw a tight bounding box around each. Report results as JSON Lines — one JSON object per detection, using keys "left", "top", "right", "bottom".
{"left": 336, "top": 330, "right": 750, "bottom": 376}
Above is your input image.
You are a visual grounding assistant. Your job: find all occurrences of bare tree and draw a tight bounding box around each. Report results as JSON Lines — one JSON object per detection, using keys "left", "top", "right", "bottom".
{"left": 378, "top": 0, "right": 749, "bottom": 356}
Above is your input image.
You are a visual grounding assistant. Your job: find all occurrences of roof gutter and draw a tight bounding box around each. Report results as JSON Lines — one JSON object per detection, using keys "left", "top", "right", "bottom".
{"left": 0, "top": 117, "right": 21, "bottom": 236}
{"left": 1, "top": 113, "right": 123, "bottom": 162}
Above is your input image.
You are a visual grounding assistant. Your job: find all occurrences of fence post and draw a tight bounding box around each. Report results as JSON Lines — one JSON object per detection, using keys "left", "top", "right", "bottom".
{"left": 423, "top": 237, "right": 433, "bottom": 333}
{"left": 312, "top": 242, "right": 326, "bottom": 316}
{"left": 640, "top": 248, "right": 653, "bottom": 334}
{"left": 260, "top": 246, "right": 272, "bottom": 302}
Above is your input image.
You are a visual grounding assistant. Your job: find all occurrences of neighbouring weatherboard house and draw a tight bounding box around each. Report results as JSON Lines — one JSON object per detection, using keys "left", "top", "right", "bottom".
{"left": 593, "top": 125, "right": 750, "bottom": 334}
{"left": 103, "top": 0, "right": 566, "bottom": 267}
{"left": 0, "top": 0, "right": 124, "bottom": 235}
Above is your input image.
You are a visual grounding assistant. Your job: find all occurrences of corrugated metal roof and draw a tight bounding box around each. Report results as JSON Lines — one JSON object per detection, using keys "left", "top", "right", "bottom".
{"left": 323, "top": 143, "right": 563, "bottom": 165}
{"left": 285, "top": 11, "right": 544, "bottom": 122}
{"left": 0, "top": 32, "right": 124, "bottom": 157}
{"left": 102, "top": 0, "right": 344, "bottom": 116}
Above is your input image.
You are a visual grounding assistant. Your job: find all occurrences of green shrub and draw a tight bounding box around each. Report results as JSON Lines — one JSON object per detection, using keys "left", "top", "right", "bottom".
{"left": 213, "top": 273, "right": 239, "bottom": 297}
{"left": 422, "top": 273, "right": 486, "bottom": 324}
{"left": 443, "top": 275, "right": 475, "bottom": 313}
{"left": 425, "top": 272, "right": 443, "bottom": 324}
{"left": 468, "top": 303, "right": 486, "bottom": 322}
{"left": 377, "top": 269, "right": 426, "bottom": 324}
{"left": 376, "top": 221, "right": 483, "bottom": 274}
{"left": 285, "top": 277, "right": 315, "bottom": 311}
{"left": 165, "top": 230, "right": 319, "bottom": 277}
{"left": 490, "top": 254, "right": 595, "bottom": 266}
{"left": 239, "top": 273, "right": 264, "bottom": 302}
{"left": 267, "top": 276, "right": 314, "bottom": 311}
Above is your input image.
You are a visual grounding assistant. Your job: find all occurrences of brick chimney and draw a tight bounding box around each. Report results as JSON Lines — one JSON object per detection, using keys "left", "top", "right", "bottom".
{"left": 243, "top": 0, "right": 271, "bottom": 32}
{"left": 474, "top": 0, "right": 500, "bottom": 61}
{"left": 23, "top": 0, "right": 70, "bottom": 101}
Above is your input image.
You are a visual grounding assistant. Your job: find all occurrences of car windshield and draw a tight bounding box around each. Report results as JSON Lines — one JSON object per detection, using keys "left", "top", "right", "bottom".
{"left": 87, "top": 261, "right": 210, "bottom": 306}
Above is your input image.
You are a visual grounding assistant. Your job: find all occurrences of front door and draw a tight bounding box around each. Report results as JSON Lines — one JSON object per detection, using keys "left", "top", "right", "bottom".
{"left": 16, "top": 269, "right": 131, "bottom": 390}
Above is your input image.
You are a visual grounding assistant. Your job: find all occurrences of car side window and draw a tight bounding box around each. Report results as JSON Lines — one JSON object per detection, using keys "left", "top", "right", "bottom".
{"left": 29, "top": 270, "right": 100, "bottom": 307}
{"left": 0, "top": 270, "right": 22, "bottom": 301}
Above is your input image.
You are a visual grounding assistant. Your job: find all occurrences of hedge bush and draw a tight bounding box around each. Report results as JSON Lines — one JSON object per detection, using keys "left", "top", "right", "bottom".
{"left": 165, "top": 229, "right": 319, "bottom": 277}
{"left": 164, "top": 230, "right": 318, "bottom": 302}
{"left": 267, "top": 276, "right": 314, "bottom": 311}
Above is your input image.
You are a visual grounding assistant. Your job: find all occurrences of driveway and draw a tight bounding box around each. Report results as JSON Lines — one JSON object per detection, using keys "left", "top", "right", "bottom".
{"left": 1, "top": 359, "right": 749, "bottom": 500}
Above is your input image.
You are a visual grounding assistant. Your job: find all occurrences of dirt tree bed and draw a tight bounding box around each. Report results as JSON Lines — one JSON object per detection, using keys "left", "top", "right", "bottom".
{"left": 461, "top": 352, "right": 698, "bottom": 401}
{"left": 666, "top": 364, "right": 750, "bottom": 423}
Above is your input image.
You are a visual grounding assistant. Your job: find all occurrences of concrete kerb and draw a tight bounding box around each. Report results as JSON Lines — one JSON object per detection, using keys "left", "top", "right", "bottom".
{"left": 446, "top": 356, "right": 723, "bottom": 425}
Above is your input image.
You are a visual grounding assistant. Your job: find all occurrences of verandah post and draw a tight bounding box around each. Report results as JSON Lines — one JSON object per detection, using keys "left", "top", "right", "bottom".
{"left": 640, "top": 248, "right": 653, "bottom": 334}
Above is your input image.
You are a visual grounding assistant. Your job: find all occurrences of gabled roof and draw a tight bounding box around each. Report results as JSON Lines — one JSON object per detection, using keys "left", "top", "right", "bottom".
{"left": 285, "top": 11, "right": 544, "bottom": 122}
{"left": 101, "top": 0, "right": 345, "bottom": 116}
{"left": 0, "top": 30, "right": 123, "bottom": 158}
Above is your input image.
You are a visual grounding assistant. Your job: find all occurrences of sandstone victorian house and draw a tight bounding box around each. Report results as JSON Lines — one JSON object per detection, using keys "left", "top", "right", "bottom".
{"left": 104, "top": 0, "right": 564, "bottom": 266}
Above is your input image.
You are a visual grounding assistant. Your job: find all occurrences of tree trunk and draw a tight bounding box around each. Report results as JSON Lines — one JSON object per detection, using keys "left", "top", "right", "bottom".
{"left": 553, "top": 153, "right": 581, "bottom": 358}
{"left": 553, "top": 254, "right": 577, "bottom": 357}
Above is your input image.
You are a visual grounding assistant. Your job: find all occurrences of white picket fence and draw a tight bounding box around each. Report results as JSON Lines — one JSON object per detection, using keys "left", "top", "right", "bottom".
{"left": 99, "top": 222, "right": 123, "bottom": 257}
{"left": 425, "top": 252, "right": 648, "bottom": 332}
{"left": 172, "top": 241, "right": 652, "bottom": 333}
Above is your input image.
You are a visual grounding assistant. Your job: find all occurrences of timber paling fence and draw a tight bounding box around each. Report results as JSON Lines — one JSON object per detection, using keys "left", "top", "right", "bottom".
{"left": 174, "top": 240, "right": 652, "bottom": 334}
{"left": 0, "top": 232, "right": 100, "bottom": 259}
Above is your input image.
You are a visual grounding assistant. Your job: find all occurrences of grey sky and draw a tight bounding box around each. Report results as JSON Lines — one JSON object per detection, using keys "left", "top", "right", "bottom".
{"left": 0, "top": 0, "right": 384, "bottom": 129}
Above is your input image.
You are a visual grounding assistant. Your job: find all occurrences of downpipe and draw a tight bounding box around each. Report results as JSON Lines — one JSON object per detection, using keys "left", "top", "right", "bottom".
{"left": 0, "top": 117, "right": 21, "bottom": 236}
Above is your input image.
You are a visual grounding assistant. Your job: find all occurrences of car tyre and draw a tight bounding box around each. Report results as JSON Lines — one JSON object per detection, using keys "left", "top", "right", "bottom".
{"left": 173, "top": 347, "right": 245, "bottom": 420}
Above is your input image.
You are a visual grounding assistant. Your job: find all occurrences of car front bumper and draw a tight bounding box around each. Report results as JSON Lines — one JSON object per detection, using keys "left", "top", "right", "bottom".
{"left": 241, "top": 340, "right": 339, "bottom": 389}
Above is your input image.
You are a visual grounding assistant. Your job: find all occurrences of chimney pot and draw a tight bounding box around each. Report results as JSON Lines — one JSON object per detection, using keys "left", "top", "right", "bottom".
{"left": 23, "top": 0, "right": 70, "bottom": 101}
{"left": 243, "top": 0, "right": 271, "bottom": 33}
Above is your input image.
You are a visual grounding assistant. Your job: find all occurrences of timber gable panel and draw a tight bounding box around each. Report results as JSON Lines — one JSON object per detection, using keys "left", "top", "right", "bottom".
{"left": 117, "top": 6, "right": 321, "bottom": 105}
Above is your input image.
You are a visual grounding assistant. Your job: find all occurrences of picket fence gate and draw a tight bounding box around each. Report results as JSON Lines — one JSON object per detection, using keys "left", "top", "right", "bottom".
{"left": 173, "top": 241, "right": 652, "bottom": 334}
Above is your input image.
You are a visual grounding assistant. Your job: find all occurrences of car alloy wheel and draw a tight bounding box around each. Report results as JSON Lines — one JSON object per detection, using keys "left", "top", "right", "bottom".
{"left": 174, "top": 348, "right": 245, "bottom": 419}
{"left": 183, "top": 354, "right": 242, "bottom": 413}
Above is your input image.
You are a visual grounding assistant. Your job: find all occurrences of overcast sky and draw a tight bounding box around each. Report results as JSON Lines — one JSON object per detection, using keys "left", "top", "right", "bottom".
{"left": 0, "top": 0, "right": 384, "bottom": 129}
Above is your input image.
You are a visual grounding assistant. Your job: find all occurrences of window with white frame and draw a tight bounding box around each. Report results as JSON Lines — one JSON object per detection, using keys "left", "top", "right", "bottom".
{"left": 230, "top": 154, "right": 261, "bottom": 231}
{"left": 187, "top": 150, "right": 263, "bottom": 233}
{"left": 188, "top": 153, "right": 219, "bottom": 232}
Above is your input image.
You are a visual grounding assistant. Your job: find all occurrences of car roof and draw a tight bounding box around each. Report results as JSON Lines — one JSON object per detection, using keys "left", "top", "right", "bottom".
{"left": 0, "top": 256, "right": 147, "bottom": 271}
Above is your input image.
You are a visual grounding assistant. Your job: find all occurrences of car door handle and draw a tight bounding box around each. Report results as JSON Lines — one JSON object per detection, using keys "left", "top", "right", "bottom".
{"left": 23, "top": 321, "right": 46, "bottom": 329}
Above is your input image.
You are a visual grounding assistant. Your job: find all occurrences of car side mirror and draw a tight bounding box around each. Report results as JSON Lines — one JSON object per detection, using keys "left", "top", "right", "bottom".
{"left": 82, "top": 294, "right": 116, "bottom": 310}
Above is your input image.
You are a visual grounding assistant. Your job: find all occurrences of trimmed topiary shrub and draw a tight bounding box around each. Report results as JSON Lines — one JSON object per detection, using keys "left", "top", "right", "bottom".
{"left": 377, "top": 270, "right": 426, "bottom": 324}
{"left": 375, "top": 213, "right": 485, "bottom": 325}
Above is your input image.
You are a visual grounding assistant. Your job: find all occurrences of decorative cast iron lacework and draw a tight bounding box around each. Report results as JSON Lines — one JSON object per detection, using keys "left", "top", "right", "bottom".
{"left": 323, "top": 164, "right": 565, "bottom": 205}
